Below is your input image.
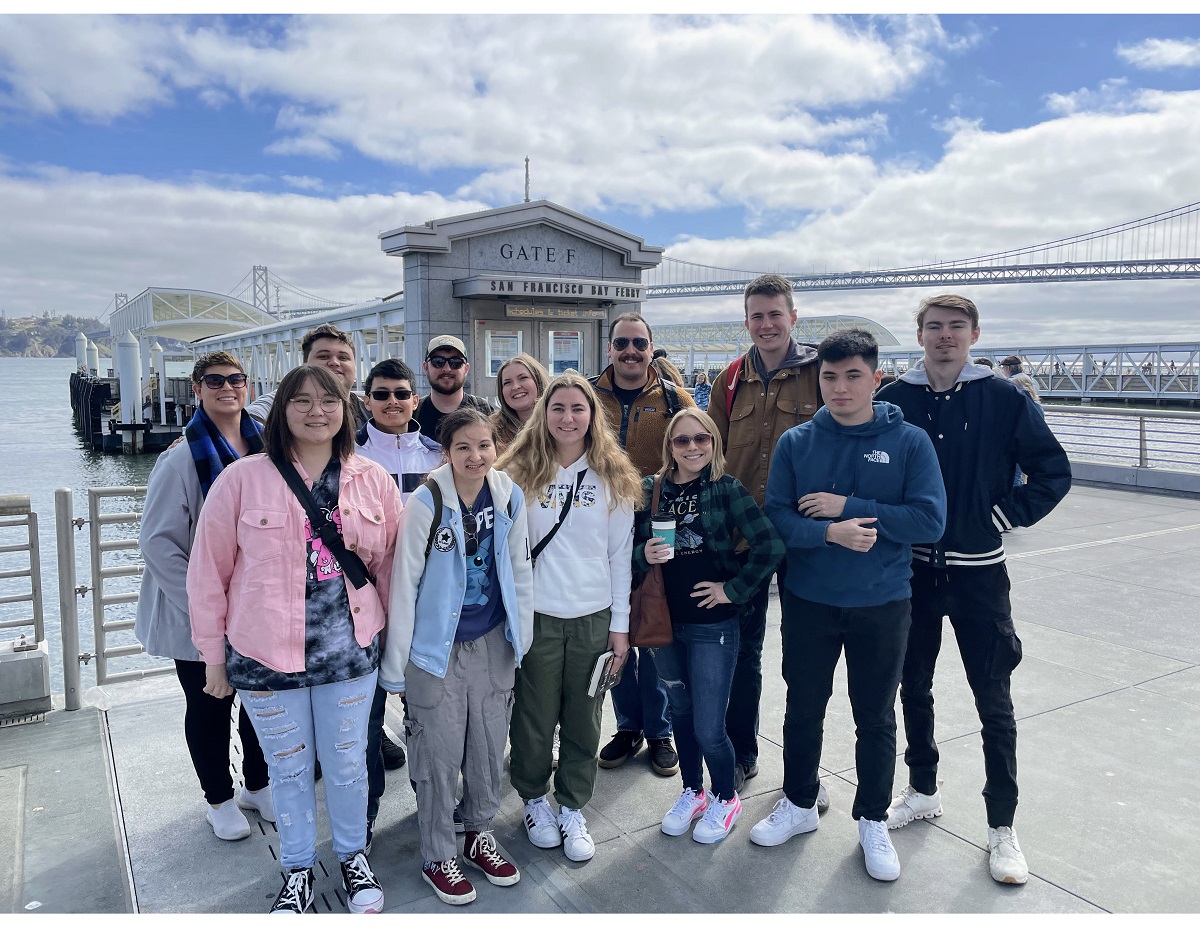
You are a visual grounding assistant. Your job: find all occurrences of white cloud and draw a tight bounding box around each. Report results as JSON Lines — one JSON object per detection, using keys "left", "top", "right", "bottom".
{"left": 2, "top": 14, "right": 1198, "bottom": 348}
{"left": 659, "top": 88, "right": 1200, "bottom": 344}
{"left": 0, "top": 164, "right": 489, "bottom": 317}
{"left": 1117, "top": 36, "right": 1200, "bottom": 70}
{"left": 1045, "top": 78, "right": 1133, "bottom": 116}
{"left": 0, "top": 14, "right": 952, "bottom": 214}
{"left": 282, "top": 174, "right": 323, "bottom": 191}
{"left": 0, "top": 15, "right": 183, "bottom": 120}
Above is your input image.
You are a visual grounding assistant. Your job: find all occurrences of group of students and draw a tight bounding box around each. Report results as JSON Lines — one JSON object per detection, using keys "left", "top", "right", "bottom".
{"left": 135, "top": 278, "right": 1071, "bottom": 914}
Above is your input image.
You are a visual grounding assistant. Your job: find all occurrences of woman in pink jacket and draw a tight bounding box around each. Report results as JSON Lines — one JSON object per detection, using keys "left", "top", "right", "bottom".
{"left": 188, "top": 364, "right": 402, "bottom": 915}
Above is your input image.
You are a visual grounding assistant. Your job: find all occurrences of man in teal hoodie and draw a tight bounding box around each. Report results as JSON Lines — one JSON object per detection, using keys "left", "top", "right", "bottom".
{"left": 751, "top": 330, "right": 946, "bottom": 884}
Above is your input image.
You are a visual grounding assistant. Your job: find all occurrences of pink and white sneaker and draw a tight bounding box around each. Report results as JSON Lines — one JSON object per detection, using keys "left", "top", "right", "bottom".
{"left": 691, "top": 791, "right": 741, "bottom": 844}
{"left": 661, "top": 787, "right": 708, "bottom": 836}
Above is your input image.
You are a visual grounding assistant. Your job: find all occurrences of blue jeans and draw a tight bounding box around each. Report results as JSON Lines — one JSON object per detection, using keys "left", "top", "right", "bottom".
{"left": 609, "top": 646, "right": 671, "bottom": 739}
{"left": 652, "top": 618, "right": 740, "bottom": 801}
{"left": 240, "top": 671, "right": 376, "bottom": 871}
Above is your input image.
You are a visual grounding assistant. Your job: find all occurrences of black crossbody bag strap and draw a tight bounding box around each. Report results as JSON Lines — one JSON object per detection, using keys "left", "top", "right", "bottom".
{"left": 271, "top": 456, "right": 373, "bottom": 590}
{"left": 530, "top": 468, "right": 587, "bottom": 568}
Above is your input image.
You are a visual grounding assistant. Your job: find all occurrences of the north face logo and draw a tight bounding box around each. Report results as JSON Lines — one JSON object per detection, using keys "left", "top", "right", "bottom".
{"left": 864, "top": 450, "right": 890, "bottom": 464}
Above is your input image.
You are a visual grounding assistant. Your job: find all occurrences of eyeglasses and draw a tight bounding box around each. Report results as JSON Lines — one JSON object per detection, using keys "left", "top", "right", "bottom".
{"left": 369, "top": 388, "right": 414, "bottom": 401}
{"left": 427, "top": 355, "right": 466, "bottom": 370}
{"left": 462, "top": 513, "right": 479, "bottom": 558}
{"left": 671, "top": 433, "right": 714, "bottom": 449}
{"left": 200, "top": 373, "right": 248, "bottom": 389}
{"left": 611, "top": 336, "right": 650, "bottom": 352}
{"left": 288, "top": 396, "right": 342, "bottom": 413}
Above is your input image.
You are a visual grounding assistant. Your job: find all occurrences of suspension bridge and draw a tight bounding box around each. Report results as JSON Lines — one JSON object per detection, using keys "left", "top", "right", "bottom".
{"left": 102, "top": 200, "right": 1200, "bottom": 404}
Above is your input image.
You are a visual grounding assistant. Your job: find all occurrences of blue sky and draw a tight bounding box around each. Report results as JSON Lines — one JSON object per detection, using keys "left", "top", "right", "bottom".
{"left": 2, "top": 12, "right": 1200, "bottom": 345}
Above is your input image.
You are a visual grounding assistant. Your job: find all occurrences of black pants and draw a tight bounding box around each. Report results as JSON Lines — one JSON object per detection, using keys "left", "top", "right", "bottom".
{"left": 725, "top": 557, "right": 786, "bottom": 767}
{"left": 900, "top": 562, "right": 1023, "bottom": 828}
{"left": 174, "top": 659, "right": 269, "bottom": 805}
{"left": 780, "top": 592, "right": 911, "bottom": 821}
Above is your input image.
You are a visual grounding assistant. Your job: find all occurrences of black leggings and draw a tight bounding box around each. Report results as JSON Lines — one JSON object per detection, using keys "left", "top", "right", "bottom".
{"left": 174, "top": 659, "right": 269, "bottom": 804}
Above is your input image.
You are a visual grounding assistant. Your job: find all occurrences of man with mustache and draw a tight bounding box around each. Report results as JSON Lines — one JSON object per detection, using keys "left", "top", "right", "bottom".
{"left": 590, "top": 312, "right": 695, "bottom": 778}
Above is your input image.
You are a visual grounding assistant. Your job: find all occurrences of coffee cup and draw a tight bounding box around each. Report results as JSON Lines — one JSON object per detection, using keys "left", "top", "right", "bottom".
{"left": 651, "top": 517, "right": 675, "bottom": 560}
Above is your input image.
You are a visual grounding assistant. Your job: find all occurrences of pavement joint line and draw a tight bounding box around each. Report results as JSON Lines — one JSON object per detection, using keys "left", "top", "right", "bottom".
{"left": 1008, "top": 522, "right": 1200, "bottom": 558}
{"left": 101, "top": 709, "right": 140, "bottom": 914}
{"left": 918, "top": 819, "right": 1112, "bottom": 913}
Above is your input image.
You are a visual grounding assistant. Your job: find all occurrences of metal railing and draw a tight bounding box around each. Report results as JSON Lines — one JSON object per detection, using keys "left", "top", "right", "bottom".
{"left": 56, "top": 485, "right": 170, "bottom": 709}
{"left": 1045, "top": 404, "right": 1200, "bottom": 473}
{"left": 0, "top": 494, "right": 45, "bottom": 643}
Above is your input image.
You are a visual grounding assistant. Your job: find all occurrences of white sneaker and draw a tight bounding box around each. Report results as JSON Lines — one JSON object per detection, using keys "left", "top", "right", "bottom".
{"left": 237, "top": 785, "right": 276, "bottom": 823}
{"left": 858, "top": 818, "right": 901, "bottom": 881}
{"left": 661, "top": 787, "right": 708, "bottom": 836}
{"left": 557, "top": 806, "right": 595, "bottom": 862}
{"left": 523, "top": 796, "right": 562, "bottom": 849}
{"left": 206, "top": 798, "right": 252, "bottom": 840}
{"left": 692, "top": 792, "right": 741, "bottom": 844}
{"left": 749, "top": 796, "right": 818, "bottom": 847}
{"left": 988, "top": 826, "right": 1029, "bottom": 884}
{"left": 886, "top": 785, "right": 943, "bottom": 829}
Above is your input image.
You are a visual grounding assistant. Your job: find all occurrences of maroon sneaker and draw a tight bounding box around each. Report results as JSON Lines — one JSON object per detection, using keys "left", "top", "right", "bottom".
{"left": 421, "top": 858, "right": 477, "bottom": 906}
{"left": 463, "top": 830, "right": 521, "bottom": 886}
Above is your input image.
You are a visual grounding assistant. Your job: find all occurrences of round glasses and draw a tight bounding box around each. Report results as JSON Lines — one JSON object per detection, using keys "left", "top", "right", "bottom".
{"left": 288, "top": 396, "right": 342, "bottom": 413}
{"left": 611, "top": 336, "right": 650, "bottom": 352}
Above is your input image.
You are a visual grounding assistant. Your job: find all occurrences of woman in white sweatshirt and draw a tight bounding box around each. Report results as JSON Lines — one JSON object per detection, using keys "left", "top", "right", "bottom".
{"left": 496, "top": 371, "right": 643, "bottom": 864}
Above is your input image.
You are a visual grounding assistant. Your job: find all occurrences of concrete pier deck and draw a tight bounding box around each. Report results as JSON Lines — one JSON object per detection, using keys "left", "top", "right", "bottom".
{"left": 5, "top": 483, "right": 1200, "bottom": 914}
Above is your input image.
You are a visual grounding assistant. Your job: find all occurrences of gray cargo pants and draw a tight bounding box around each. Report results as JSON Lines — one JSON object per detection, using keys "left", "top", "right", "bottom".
{"left": 403, "top": 621, "right": 515, "bottom": 864}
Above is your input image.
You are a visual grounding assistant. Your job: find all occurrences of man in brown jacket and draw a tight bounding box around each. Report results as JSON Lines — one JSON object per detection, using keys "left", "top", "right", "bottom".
{"left": 708, "top": 274, "right": 824, "bottom": 797}
{"left": 590, "top": 313, "right": 695, "bottom": 777}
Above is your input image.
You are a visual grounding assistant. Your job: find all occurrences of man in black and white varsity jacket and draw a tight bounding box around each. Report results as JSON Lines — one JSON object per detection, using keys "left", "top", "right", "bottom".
{"left": 876, "top": 294, "right": 1070, "bottom": 886}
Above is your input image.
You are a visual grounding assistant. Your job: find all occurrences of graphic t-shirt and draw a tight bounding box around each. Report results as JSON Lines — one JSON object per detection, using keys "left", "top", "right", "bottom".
{"left": 660, "top": 477, "right": 737, "bottom": 625}
{"left": 225, "top": 457, "right": 381, "bottom": 690}
{"left": 454, "top": 482, "right": 506, "bottom": 642}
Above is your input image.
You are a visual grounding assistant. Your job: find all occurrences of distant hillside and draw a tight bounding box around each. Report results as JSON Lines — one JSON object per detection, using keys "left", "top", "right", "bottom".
{"left": 0, "top": 315, "right": 188, "bottom": 358}
{"left": 0, "top": 314, "right": 110, "bottom": 358}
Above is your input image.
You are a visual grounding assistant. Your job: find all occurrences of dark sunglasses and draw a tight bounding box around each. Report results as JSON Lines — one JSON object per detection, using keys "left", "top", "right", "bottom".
{"left": 671, "top": 433, "right": 713, "bottom": 449}
{"left": 611, "top": 336, "right": 650, "bottom": 352}
{"left": 200, "top": 373, "right": 248, "bottom": 389}
{"left": 462, "top": 513, "right": 479, "bottom": 559}
{"left": 369, "top": 388, "right": 414, "bottom": 401}
{"left": 428, "top": 355, "right": 466, "bottom": 370}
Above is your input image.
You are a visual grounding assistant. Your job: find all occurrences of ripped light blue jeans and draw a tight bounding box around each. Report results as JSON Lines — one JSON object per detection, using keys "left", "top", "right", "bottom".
{"left": 652, "top": 618, "right": 740, "bottom": 802}
{"left": 240, "top": 670, "right": 376, "bottom": 871}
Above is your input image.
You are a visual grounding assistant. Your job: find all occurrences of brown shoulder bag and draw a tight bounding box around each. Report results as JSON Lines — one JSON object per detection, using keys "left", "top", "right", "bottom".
{"left": 629, "top": 476, "right": 673, "bottom": 648}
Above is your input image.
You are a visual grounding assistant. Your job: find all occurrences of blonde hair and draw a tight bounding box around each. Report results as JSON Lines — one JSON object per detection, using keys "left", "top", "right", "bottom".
{"left": 496, "top": 371, "right": 643, "bottom": 510}
{"left": 493, "top": 353, "right": 548, "bottom": 448}
{"left": 659, "top": 408, "right": 726, "bottom": 481}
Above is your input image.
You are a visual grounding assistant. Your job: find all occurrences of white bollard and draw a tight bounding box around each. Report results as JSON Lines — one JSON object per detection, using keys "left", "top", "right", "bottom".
{"left": 116, "top": 331, "right": 142, "bottom": 453}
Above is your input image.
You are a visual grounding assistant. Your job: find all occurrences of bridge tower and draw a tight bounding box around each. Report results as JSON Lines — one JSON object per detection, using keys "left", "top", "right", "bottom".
{"left": 253, "top": 266, "right": 270, "bottom": 315}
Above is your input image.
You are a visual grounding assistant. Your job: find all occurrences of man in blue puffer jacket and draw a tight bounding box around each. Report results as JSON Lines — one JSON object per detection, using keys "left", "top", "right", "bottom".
{"left": 754, "top": 329, "right": 946, "bottom": 883}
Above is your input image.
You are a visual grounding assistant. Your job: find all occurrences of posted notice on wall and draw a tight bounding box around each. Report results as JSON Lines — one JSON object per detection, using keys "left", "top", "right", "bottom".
{"left": 549, "top": 330, "right": 582, "bottom": 375}
{"left": 486, "top": 330, "right": 522, "bottom": 377}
